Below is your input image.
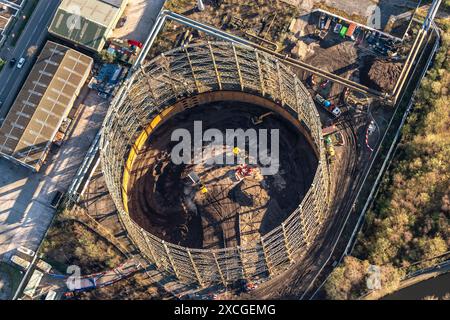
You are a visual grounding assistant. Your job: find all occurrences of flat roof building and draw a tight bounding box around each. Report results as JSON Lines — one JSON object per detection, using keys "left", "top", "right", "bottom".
{"left": 0, "top": 41, "right": 93, "bottom": 172}
{"left": 48, "top": 0, "right": 128, "bottom": 52}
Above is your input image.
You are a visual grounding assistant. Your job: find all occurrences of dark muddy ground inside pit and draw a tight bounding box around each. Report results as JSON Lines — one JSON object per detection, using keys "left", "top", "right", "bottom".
{"left": 127, "top": 101, "right": 318, "bottom": 249}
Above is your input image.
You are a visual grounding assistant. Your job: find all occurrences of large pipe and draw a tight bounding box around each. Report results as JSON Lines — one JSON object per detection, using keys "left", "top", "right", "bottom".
{"left": 136, "top": 10, "right": 382, "bottom": 97}
{"left": 392, "top": 0, "right": 442, "bottom": 98}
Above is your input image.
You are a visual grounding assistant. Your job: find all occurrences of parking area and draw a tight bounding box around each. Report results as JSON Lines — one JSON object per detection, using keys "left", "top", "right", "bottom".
{"left": 111, "top": 0, "right": 165, "bottom": 43}
{"left": 288, "top": 10, "right": 405, "bottom": 101}
{"left": 293, "top": 0, "right": 418, "bottom": 37}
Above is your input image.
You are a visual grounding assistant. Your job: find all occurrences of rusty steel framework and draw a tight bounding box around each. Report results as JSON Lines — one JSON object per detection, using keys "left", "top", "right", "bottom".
{"left": 100, "top": 41, "right": 331, "bottom": 287}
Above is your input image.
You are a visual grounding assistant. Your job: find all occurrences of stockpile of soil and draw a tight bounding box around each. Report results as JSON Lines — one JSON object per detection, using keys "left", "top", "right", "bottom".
{"left": 304, "top": 41, "right": 358, "bottom": 75}
{"left": 361, "top": 57, "right": 402, "bottom": 92}
{"left": 127, "top": 101, "right": 318, "bottom": 249}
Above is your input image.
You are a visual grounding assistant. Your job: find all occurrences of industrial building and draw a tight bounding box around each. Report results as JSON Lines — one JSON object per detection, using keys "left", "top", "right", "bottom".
{"left": 49, "top": 0, "right": 128, "bottom": 52}
{"left": 0, "top": 41, "right": 93, "bottom": 172}
{"left": 0, "top": 0, "right": 25, "bottom": 46}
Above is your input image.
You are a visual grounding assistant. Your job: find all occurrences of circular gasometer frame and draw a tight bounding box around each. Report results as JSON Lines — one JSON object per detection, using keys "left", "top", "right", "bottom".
{"left": 100, "top": 41, "right": 331, "bottom": 287}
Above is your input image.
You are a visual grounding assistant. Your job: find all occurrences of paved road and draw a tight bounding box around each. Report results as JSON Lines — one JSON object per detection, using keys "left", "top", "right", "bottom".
{"left": 0, "top": 0, "right": 61, "bottom": 120}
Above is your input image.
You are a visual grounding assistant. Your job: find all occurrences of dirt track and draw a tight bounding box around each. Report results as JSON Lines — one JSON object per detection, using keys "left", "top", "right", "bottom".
{"left": 127, "top": 101, "right": 318, "bottom": 249}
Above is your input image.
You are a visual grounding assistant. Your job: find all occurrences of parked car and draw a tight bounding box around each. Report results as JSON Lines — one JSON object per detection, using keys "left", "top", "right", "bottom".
{"left": 333, "top": 23, "right": 342, "bottom": 34}
{"left": 16, "top": 57, "right": 25, "bottom": 69}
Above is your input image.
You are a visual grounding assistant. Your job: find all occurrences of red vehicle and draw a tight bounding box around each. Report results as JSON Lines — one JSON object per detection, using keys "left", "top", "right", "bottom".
{"left": 128, "top": 39, "right": 143, "bottom": 49}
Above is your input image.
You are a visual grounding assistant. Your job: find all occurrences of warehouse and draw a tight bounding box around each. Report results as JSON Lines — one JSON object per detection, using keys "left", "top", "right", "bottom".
{"left": 48, "top": 0, "right": 128, "bottom": 52}
{"left": 0, "top": 41, "right": 93, "bottom": 172}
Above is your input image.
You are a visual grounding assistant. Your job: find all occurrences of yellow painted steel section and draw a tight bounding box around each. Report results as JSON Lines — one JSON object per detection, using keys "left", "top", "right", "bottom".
{"left": 121, "top": 106, "right": 174, "bottom": 213}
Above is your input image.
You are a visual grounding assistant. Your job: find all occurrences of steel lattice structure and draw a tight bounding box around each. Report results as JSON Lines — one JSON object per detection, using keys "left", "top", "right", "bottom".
{"left": 100, "top": 41, "right": 331, "bottom": 287}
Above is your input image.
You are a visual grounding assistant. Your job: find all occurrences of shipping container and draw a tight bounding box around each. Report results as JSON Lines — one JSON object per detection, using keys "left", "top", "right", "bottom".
{"left": 339, "top": 26, "right": 348, "bottom": 38}
{"left": 346, "top": 23, "right": 357, "bottom": 38}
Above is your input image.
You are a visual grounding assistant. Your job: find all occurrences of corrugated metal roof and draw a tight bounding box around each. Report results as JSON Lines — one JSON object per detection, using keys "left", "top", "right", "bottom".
{"left": 49, "top": 0, "right": 126, "bottom": 51}
{"left": 99, "top": 0, "right": 124, "bottom": 8}
{"left": 0, "top": 41, "right": 93, "bottom": 171}
{"left": 49, "top": 9, "right": 107, "bottom": 51}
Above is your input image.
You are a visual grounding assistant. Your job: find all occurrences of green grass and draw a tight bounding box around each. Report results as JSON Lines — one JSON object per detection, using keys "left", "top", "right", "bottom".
{"left": 0, "top": 58, "right": 5, "bottom": 72}
{"left": 0, "top": 262, "right": 24, "bottom": 299}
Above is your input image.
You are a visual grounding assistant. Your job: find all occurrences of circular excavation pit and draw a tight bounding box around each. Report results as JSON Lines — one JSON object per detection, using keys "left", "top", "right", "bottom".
{"left": 100, "top": 42, "right": 331, "bottom": 286}
{"left": 127, "top": 101, "right": 319, "bottom": 251}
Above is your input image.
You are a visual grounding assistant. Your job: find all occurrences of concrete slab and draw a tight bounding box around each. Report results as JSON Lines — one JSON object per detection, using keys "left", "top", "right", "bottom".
{"left": 111, "top": 0, "right": 165, "bottom": 43}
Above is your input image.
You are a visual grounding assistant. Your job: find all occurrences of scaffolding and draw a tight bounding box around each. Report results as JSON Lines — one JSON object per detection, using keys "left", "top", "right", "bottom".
{"left": 100, "top": 41, "right": 331, "bottom": 287}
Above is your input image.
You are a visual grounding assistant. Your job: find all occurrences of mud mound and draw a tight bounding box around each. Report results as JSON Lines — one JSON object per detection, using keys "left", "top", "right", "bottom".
{"left": 362, "top": 57, "right": 402, "bottom": 92}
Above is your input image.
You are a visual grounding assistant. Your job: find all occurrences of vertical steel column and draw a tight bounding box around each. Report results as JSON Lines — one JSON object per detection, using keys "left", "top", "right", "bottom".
{"left": 255, "top": 51, "right": 266, "bottom": 96}
{"left": 232, "top": 44, "right": 244, "bottom": 91}
{"left": 281, "top": 223, "right": 295, "bottom": 263}
{"left": 208, "top": 42, "right": 222, "bottom": 90}
{"left": 162, "top": 241, "right": 181, "bottom": 280}
{"left": 212, "top": 252, "right": 227, "bottom": 287}
{"left": 142, "top": 229, "right": 159, "bottom": 267}
{"left": 276, "top": 60, "right": 284, "bottom": 104}
{"left": 184, "top": 46, "right": 201, "bottom": 93}
{"left": 298, "top": 205, "right": 311, "bottom": 247}
{"left": 260, "top": 237, "right": 273, "bottom": 276}
{"left": 187, "top": 250, "right": 204, "bottom": 287}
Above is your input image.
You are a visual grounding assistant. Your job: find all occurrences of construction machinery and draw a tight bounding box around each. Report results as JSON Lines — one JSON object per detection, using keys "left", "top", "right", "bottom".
{"left": 315, "top": 94, "right": 342, "bottom": 117}
{"left": 251, "top": 112, "right": 274, "bottom": 125}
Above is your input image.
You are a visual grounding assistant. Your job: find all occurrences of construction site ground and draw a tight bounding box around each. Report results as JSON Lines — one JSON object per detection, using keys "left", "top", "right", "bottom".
{"left": 245, "top": 89, "right": 395, "bottom": 298}
{"left": 21, "top": 0, "right": 421, "bottom": 300}
{"left": 70, "top": 162, "right": 244, "bottom": 299}
{"left": 127, "top": 101, "right": 318, "bottom": 250}
{"left": 159, "top": 0, "right": 414, "bottom": 96}
{"left": 111, "top": 0, "right": 166, "bottom": 43}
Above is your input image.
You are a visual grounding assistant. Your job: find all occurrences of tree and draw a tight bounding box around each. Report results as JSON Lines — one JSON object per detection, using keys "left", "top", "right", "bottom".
{"left": 325, "top": 256, "right": 369, "bottom": 300}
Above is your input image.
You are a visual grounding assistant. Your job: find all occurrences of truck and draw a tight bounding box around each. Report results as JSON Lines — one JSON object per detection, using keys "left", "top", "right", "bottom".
{"left": 315, "top": 94, "right": 342, "bottom": 117}
{"left": 333, "top": 23, "right": 342, "bottom": 34}
{"left": 318, "top": 17, "right": 332, "bottom": 39}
